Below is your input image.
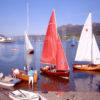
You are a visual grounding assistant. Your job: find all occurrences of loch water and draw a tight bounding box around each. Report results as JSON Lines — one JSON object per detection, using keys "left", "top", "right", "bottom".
{"left": 0, "top": 39, "right": 100, "bottom": 92}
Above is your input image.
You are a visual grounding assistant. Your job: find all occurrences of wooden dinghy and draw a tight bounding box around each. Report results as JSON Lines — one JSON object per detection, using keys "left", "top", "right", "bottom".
{"left": 40, "top": 68, "right": 69, "bottom": 79}
{"left": 74, "top": 64, "right": 100, "bottom": 71}
{"left": 73, "top": 68, "right": 100, "bottom": 75}
{"left": 73, "top": 13, "right": 100, "bottom": 71}
{"left": 16, "top": 70, "right": 38, "bottom": 83}
{"left": 40, "top": 10, "right": 70, "bottom": 79}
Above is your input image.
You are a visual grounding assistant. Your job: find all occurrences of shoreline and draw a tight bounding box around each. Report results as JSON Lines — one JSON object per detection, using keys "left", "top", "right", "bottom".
{"left": 0, "top": 87, "right": 100, "bottom": 100}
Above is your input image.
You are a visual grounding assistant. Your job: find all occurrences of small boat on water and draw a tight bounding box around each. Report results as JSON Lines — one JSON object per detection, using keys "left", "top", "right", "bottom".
{"left": 0, "top": 73, "right": 21, "bottom": 87}
{"left": 0, "top": 34, "right": 14, "bottom": 43}
{"left": 16, "top": 70, "right": 38, "bottom": 83}
{"left": 40, "top": 10, "right": 70, "bottom": 79}
{"left": 9, "top": 89, "right": 40, "bottom": 100}
{"left": 25, "top": 33, "right": 34, "bottom": 54}
{"left": 24, "top": 2, "right": 34, "bottom": 55}
{"left": 70, "top": 37, "right": 77, "bottom": 46}
{"left": 73, "top": 13, "right": 100, "bottom": 71}
{"left": 16, "top": 2, "right": 37, "bottom": 82}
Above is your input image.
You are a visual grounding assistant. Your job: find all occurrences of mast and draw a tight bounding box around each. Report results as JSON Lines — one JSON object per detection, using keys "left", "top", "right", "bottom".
{"left": 25, "top": 1, "right": 33, "bottom": 51}
{"left": 90, "top": 13, "right": 93, "bottom": 64}
{"left": 26, "top": 1, "right": 29, "bottom": 33}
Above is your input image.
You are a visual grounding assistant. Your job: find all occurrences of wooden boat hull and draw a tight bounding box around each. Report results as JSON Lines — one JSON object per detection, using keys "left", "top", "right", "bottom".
{"left": 73, "top": 64, "right": 100, "bottom": 71}
{"left": 40, "top": 68, "right": 69, "bottom": 79}
{"left": 16, "top": 70, "right": 38, "bottom": 83}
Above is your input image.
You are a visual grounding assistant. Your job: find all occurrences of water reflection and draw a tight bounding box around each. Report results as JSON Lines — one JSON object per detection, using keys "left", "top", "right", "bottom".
{"left": 92, "top": 76, "right": 100, "bottom": 92}
{"left": 0, "top": 43, "right": 21, "bottom": 74}
{"left": 38, "top": 74, "right": 70, "bottom": 92}
{"left": 0, "top": 43, "right": 19, "bottom": 62}
{"left": 74, "top": 73, "right": 100, "bottom": 92}
{"left": 25, "top": 54, "right": 33, "bottom": 66}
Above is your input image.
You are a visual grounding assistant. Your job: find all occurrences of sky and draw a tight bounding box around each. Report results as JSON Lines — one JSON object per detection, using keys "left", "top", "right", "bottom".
{"left": 0, "top": 0, "right": 100, "bottom": 36}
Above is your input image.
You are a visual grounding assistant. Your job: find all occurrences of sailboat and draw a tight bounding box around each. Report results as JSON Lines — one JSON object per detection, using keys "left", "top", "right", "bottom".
{"left": 70, "top": 36, "right": 77, "bottom": 46}
{"left": 16, "top": 54, "right": 38, "bottom": 83}
{"left": 15, "top": 2, "right": 37, "bottom": 83}
{"left": 40, "top": 10, "right": 70, "bottom": 79}
{"left": 16, "top": 34, "right": 35, "bottom": 81}
{"left": 74, "top": 13, "right": 100, "bottom": 71}
{"left": 25, "top": 32, "right": 34, "bottom": 54}
{"left": 24, "top": 1, "right": 34, "bottom": 55}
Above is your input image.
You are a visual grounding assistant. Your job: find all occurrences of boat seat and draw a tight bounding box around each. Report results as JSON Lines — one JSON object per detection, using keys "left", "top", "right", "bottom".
{"left": 50, "top": 69, "right": 56, "bottom": 72}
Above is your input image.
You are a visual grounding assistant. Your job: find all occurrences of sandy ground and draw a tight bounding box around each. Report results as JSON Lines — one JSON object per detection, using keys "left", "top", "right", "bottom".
{"left": 0, "top": 88, "right": 100, "bottom": 100}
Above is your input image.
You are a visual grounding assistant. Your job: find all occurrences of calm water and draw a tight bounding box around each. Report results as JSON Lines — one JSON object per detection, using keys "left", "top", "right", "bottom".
{"left": 0, "top": 40, "right": 100, "bottom": 92}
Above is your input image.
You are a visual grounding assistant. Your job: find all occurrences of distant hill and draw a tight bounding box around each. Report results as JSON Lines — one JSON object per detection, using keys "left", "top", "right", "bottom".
{"left": 58, "top": 23, "right": 100, "bottom": 36}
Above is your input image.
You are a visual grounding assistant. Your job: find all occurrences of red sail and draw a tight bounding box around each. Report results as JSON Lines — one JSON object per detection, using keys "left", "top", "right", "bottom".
{"left": 40, "top": 10, "right": 57, "bottom": 65}
{"left": 56, "top": 36, "right": 69, "bottom": 70}
{"left": 41, "top": 10, "right": 69, "bottom": 71}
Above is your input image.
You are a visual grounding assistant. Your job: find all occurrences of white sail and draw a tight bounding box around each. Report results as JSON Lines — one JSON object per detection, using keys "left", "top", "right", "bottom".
{"left": 75, "top": 13, "right": 100, "bottom": 64}
{"left": 92, "top": 34, "right": 100, "bottom": 64}
{"left": 25, "top": 33, "right": 33, "bottom": 52}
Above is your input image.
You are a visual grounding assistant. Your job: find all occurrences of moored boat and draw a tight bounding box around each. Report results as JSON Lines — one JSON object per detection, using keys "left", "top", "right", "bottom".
{"left": 40, "top": 68, "right": 69, "bottom": 79}
{"left": 70, "top": 36, "right": 77, "bottom": 46}
{"left": 24, "top": 2, "right": 34, "bottom": 55}
{"left": 40, "top": 10, "right": 70, "bottom": 79}
{"left": 0, "top": 75, "right": 21, "bottom": 87}
{"left": 0, "top": 34, "right": 14, "bottom": 43}
{"left": 9, "top": 89, "right": 40, "bottom": 100}
{"left": 25, "top": 33, "right": 34, "bottom": 55}
{"left": 73, "top": 13, "right": 100, "bottom": 71}
{"left": 16, "top": 70, "right": 38, "bottom": 83}
{"left": 16, "top": 2, "right": 37, "bottom": 82}
{"left": 73, "top": 68, "right": 100, "bottom": 75}
{"left": 74, "top": 64, "right": 100, "bottom": 71}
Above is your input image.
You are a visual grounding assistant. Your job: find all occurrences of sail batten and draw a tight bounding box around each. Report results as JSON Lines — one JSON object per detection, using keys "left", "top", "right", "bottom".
{"left": 75, "top": 13, "right": 100, "bottom": 65}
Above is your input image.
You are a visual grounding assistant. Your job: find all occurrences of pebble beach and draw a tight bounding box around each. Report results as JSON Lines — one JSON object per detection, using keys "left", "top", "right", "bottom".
{"left": 0, "top": 87, "right": 100, "bottom": 100}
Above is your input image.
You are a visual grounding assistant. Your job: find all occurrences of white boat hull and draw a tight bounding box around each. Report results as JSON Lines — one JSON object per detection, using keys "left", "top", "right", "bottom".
{"left": 0, "top": 77, "right": 21, "bottom": 87}
{"left": 9, "top": 90, "right": 40, "bottom": 100}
